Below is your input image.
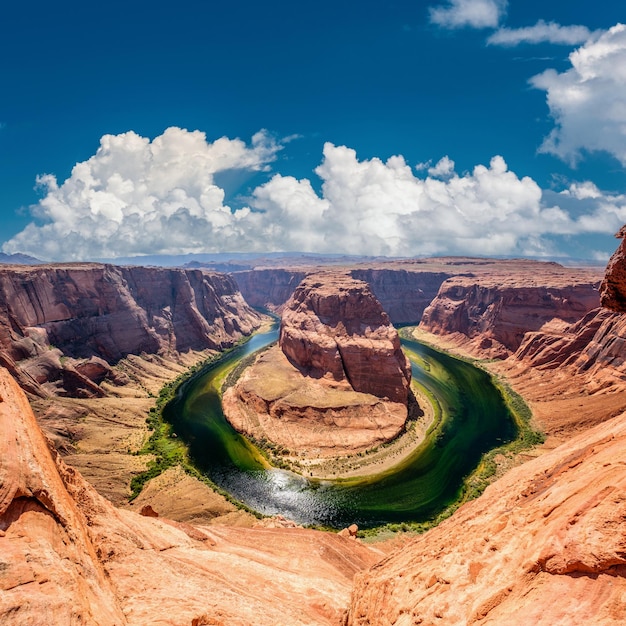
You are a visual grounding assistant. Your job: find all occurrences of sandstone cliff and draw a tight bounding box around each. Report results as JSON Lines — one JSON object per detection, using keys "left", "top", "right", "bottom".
{"left": 420, "top": 262, "right": 602, "bottom": 357}
{"left": 350, "top": 267, "right": 451, "bottom": 324}
{"left": 0, "top": 264, "right": 262, "bottom": 397}
{"left": 0, "top": 367, "right": 126, "bottom": 624}
{"left": 601, "top": 227, "right": 626, "bottom": 312}
{"left": 347, "top": 407, "right": 626, "bottom": 625}
{"left": 280, "top": 272, "right": 411, "bottom": 404}
{"left": 0, "top": 365, "right": 383, "bottom": 625}
{"left": 233, "top": 266, "right": 452, "bottom": 324}
{"left": 346, "top": 248, "right": 626, "bottom": 625}
{"left": 231, "top": 268, "right": 308, "bottom": 313}
{"left": 223, "top": 272, "right": 413, "bottom": 460}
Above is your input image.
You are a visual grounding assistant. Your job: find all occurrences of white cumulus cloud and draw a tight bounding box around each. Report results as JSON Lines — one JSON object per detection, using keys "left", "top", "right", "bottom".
{"left": 251, "top": 144, "right": 624, "bottom": 258}
{"left": 3, "top": 135, "right": 625, "bottom": 261}
{"left": 487, "top": 20, "right": 593, "bottom": 47}
{"left": 429, "top": 0, "right": 507, "bottom": 30}
{"left": 530, "top": 23, "right": 626, "bottom": 166}
{"left": 3, "top": 127, "right": 282, "bottom": 260}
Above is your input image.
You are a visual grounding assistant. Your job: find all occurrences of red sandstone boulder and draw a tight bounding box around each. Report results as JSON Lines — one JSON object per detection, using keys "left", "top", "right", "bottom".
{"left": 279, "top": 272, "right": 411, "bottom": 404}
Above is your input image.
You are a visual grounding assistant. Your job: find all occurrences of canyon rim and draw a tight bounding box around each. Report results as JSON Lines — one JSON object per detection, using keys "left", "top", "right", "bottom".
{"left": 1, "top": 255, "right": 626, "bottom": 624}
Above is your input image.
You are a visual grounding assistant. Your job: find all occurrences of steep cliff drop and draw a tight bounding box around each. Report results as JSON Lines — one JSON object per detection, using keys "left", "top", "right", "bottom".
{"left": 0, "top": 263, "right": 266, "bottom": 508}
{"left": 223, "top": 272, "right": 414, "bottom": 462}
{"left": 346, "top": 246, "right": 626, "bottom": 625}
{"left": 419, "top": 262, "right": 601, "bottom": 358}
{"left": 0, "top": 263, "right": 263, "bottom": 398}
{"left": 0, "top": 365, "right": 383, "bottom": 625}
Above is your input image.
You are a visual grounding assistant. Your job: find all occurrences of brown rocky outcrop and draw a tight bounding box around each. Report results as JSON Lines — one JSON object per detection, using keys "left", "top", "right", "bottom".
{"left": 223, "top": 272, "right": 413, "bottom": 459}
{"left": 601, "top": 226, "right": 626, "bottom": 312}
{"left": 280, "top": 272, "right": 411, "bottom": 404}
{"left": 222, "top": 344, "right": 410, "bottom": 458}
{"left": 347, "top": 408, "right": 626, "bottom": 625}
{"left": 0, "top": 366, "right": 126, "bottom": 624}
{"left": 0, "top": 364, "right": 383, "bottom": 625}
{"left": 0, "top": 264, "right": 262, "bottom": 397}
{"left": 420, "top": 262, "right": 602, "bottom": 357}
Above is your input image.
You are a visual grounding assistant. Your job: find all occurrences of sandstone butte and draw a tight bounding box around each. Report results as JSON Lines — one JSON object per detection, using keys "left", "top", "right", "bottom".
{"left": 222, "top": 272, "right": 413, "bottom": 459}
{"left": 3, "top": 254, "right": 626, "bottom": 624}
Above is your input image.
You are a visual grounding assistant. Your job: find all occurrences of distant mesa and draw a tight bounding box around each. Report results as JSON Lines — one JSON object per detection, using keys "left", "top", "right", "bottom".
{"left": 0, "top": 252, "right": 41, "bottom": 265}
{"left": 222, "top": 272, "right": 414, "bottom": 460}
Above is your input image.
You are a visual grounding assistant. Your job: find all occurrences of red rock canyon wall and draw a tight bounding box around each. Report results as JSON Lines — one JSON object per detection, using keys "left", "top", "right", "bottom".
{"left": 0, "top": 264, "right": 262, "bottom": 397}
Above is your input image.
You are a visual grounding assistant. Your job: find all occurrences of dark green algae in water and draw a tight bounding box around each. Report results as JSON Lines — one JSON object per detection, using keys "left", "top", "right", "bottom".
{"left": 162, "top": 327, "right": 518, "bottom": 530}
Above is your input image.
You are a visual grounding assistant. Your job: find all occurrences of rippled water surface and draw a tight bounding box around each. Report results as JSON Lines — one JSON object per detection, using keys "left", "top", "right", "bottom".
{"left": 164, "top": 327, "right": 517, "bottom": 528}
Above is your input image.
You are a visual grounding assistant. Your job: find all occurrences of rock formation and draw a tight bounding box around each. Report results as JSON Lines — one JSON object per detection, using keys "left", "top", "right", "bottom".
{"left": 347, "top": 408, "right": 626, "bottom": 625}
{"left": 280, "top": 272, "right": 411, "bottom": 404}
{"left": 222, "top": 272, "right": 413, "bottom": 459}
{"left": 5, "top": 252, "right": 626, "bottom": 624}
{"left": 350, "top": 266, "right": 451, "bottom": 324}
{"left": 233, "top": 265, "right": 452, "bottom": 324}
{"left": 420, "top": 262, "right": 602, "bottom": 357}
{"left": 0, "top": 366, "right": 126, "bottom": 624}
{"left": 0, "top": 263, "right": 262, "bottom": 397}
{"left": 601, "top": 226, "right": 626, "bottom": 312}
{"left": 232, "top": 268, "right": 308, "bottom": 313}
{"left": 345, "top": 242, "right": 626, "bottom": 625}
{"left": 0, "top": 364, "right": 383, "bottom": 625}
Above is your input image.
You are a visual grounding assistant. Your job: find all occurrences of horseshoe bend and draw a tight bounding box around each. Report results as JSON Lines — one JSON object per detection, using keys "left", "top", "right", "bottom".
{"left": 222, "top": 272, "right": 416, "bottom": 464}
{"left": 2, "top": 254, "right": 626, "bottom": 624}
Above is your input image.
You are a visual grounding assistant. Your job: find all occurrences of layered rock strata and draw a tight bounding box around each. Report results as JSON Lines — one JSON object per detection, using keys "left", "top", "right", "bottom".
{"left": 223, "top": 272, "right": 413, "bottom": 458}
{"left": 222, "top": 345, "right": 411, "bottom": 457}
{"left": 350, "top": 267, "right": 451, "bottom": 323}
{"left": 0, "top": 365, "right": 383, "bottom": 625}
{"left": 280, "top": 273, "right": 411, "bottom": 404}
{"left": 420, "top": 264, "right": 602, "bottom": 358}
{"left": 232, "top": 268, "right": 308, "bottom": 313}
{"left": 0, "top": 264, "right": 262, "bottom": 397}
{"left": 347, "top": 407, "right": 626, "bottom": 625}
{"left": 601, "top": 226, "right": 626, "bottom": 312}
{"left": 347, "top": 239, "right": 626, "bottom": 625}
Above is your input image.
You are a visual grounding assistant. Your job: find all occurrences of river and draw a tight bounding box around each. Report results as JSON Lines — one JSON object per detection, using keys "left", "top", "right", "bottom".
{"left": 163, "top": 326, "right": 517, "bottom": 529}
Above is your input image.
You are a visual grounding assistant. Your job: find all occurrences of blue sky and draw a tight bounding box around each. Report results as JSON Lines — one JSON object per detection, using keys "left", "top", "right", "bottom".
{"left": 1, "top": 0, "right": 626, "bottom": 261}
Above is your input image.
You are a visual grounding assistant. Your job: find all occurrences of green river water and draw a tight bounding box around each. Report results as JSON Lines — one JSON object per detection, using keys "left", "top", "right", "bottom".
{"left": 163, "top": 327, "right": 518, "bottom": 529}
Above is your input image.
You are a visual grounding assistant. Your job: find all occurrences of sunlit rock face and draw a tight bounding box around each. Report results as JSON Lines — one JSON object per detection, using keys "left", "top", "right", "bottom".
{"left": 420, "top": 262, "right": 602, "bottom": 358}
{"left": 601, "top": 227, "right": 626, "bottom": 312}
{"left": 279, "top": 272, "right": 411, "bottom": 404}
{"left": 346, "top": 234, "right": 626, "bottom": 626}
{"left": 0, "top": 365, "right": 382, "bottom": 626}
{"left": 0, "top": 263, "right": 262, "bottom": 397}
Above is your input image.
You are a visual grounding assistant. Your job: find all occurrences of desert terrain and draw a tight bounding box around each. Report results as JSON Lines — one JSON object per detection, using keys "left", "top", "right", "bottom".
{"left": 2, "top": 251, "right": 626, "bottom": 624}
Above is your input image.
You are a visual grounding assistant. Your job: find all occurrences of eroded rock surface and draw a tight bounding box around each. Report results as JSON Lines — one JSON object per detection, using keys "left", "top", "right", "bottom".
{"left": 223, "top": 273, "right": 413, "bottom": 459}
{"left": 0, "top": 263, "right": 262, "bottom": 397}
{"left": 223, "top": 344, "right": 410, "bottom": 458}
{"left": 0, "top": 365, "right": 382, "bottom": 625}
{"left": 347, "top": 410, "right": 626, "bottom": 625}
{"left": 346, "top": 240, "right": 626, "bottom": 625}
{"left": 280, "top": 272, "right": 411, "bottom": 404}
{"left": 420, "top": 262, "right": 602, "bottom": 357}
{"left": 601, "top": 226, "right": 626, "bottom": 312}
{"left": 0, "top": 368, "right": 126, "bottom": 625}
